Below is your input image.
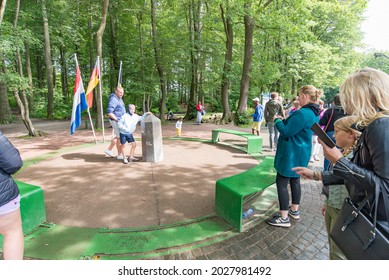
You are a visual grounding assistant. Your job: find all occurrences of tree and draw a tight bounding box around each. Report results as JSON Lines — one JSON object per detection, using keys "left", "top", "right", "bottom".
{"left": 151, "top": 0, "right": 167, "bottom": 120}
{"left": 0, "top": 0, "right": 6, "bottom": 26}
{"left": 12, "top": 0, "right": 36, "bottom": 135}
{"left": 96, "top": 0, "right": 109, "bottom": 129}
{"left": 41, "top": 0, "right": 54, "bottom": 118}
{"left": 219, "top": 2, "right": 233, "bottom": 124}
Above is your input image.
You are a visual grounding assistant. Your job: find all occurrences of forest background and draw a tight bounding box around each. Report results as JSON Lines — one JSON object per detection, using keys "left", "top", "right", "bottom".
{"left": 1, "top": 0, "right": 389, "bottom": 136}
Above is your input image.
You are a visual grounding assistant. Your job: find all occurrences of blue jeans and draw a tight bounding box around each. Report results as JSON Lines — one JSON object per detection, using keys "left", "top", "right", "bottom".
{"left": 268, "top": 122, "right": 279, "bottom": 149}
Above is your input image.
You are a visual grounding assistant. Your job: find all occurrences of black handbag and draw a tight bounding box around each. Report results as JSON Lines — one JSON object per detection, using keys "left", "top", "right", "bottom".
{"left": 330, "top": 184, "right": 389, "bottom": 260}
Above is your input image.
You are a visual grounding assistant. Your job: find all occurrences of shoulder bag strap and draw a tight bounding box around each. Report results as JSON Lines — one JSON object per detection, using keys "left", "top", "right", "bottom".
{"left": 324, "top": 108, "right": 334, "bottom": 132}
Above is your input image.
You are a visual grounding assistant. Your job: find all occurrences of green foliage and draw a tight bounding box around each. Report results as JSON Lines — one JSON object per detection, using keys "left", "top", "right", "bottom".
{"left": 234, "top": 109, "right": 252, "bottom": 126}
{"left": 206, "top": 95, "right": 222, "bottom": 112}
{"left": 0, "top": 0, "right": 370, "bottom": 123}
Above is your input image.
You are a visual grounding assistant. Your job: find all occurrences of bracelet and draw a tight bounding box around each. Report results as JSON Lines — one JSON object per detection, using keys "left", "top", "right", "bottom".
{"left": 313, "top": 171, "right": 320, "bottom": 181}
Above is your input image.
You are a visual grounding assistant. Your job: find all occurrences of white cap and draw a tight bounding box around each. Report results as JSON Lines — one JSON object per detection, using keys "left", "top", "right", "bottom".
{"left": 252, "top": 97, "right": 260, "bottom": 102}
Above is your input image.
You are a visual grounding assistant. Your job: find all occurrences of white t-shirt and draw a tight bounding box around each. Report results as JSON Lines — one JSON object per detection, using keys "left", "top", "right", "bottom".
{"left": 175, "top": 120, "right": 182, "bottom": 129}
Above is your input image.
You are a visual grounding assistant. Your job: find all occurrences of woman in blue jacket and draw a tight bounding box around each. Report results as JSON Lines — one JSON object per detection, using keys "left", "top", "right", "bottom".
{"left": 0, "top": 131, "right": 24, "bottom": 259}
{"left": 267, "top": 85, "right": 322, "bottom": 227}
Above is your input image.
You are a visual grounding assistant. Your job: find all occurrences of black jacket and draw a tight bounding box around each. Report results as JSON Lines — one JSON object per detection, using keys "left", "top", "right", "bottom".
{"left": 319, "top": 106, "right": 347, "bottom": 132}
{"left": 322, "top": 117, "right": 389, "bottom": 232}
{"left": 0, "top": 131, "right": 23, "bottom": 207}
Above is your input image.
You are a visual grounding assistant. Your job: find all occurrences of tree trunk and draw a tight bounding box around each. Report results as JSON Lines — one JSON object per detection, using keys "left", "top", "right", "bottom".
{"left": 42, "top": 0, "right": 54, "bottom": 118}
{"left": 59, "top": 45, "right": 68, "bottom": 103}
{"left": 0, "top": 0, "right": 6, "bottom": 26}
{"left": 151, "top": 0, "right": 167, "bottom": 121}
{"left": 185, "top": 0, "right": 202, "bottom": 121}
{"left": 0, "top": 66, "right": 11, "bottom": 124}
{"left": 237, "top": 1, "right": 254, "bottom": 113}
{"left": 136, "top": 10, "right": 149, "bottom": 113}
{"left": 95, "top": 0, "right": 109, "bottom": 130}
{"left": 24, "top": 40, "right": 34, "bottom": 112}
{"left": 220, "top": 4, "right": 233, "bottom": 124}
{"left": 36, "top": 53, "right": 44, "bottom": 88}
{"left": 14, "top": 0, "right": 36, "bottom": 136}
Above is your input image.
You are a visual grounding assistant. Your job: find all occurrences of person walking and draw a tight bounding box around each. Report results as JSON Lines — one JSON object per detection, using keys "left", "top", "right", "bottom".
{"left": 251, "top": 97, "right": 264, "bottom": 136}
{"left": 195, "top": 101, "right": 204, "bottom": 125}
{"left": 293, "top": 116, "right": 360, "bottom": 259}
{"left": 0, "top": 131, "right": 24, "bottom": 260}
{"left": 266, "top": 85, "right": 322, "bottom": 227}
{"left": 104, "top": 86, "right": 126, "bottom": 160}
{"left": 310, "top": 99, "right": 326, "bottom": 162}
{"left": 264, "top": 92, "right": 284, "bottom": 151}
{"left": 175, "top": 117, "right": 183, "bottom": 137}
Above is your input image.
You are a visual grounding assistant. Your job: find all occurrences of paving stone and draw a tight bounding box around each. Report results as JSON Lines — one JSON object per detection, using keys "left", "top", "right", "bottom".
{"left": 191, "top": 248, "right": 204, "bottom": 258}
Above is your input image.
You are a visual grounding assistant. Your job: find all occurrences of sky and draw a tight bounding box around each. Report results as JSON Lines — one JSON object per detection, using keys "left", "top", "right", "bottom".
{"left": 361, "top": 0, "right": 389, "bottom": 51}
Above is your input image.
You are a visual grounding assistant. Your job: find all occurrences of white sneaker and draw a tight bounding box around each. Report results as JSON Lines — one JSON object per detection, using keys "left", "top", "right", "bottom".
{"left": 104, "top": 150, "right": 114, "bottom": 158}
{"left": 129, "top": 157, "right": 139, "bottom": 162}
{"left": 314, "top": 155, "right": 320, "bottom": 161}
{"left": 309, "top": 157, "right": 314, "bottom": 163}
{"left": 117, "top": 155, "right": 124, "bottom": 160}
{"left": 123, "top": 157, "right": 129, "bottom": 164}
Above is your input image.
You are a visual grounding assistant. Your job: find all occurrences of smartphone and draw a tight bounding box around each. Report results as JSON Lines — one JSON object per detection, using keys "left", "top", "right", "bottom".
{"left": 311, "top": 123, "right": 336, "bottom": 148}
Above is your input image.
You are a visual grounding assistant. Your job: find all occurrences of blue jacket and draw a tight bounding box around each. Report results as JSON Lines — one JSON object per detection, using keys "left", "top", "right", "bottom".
{"left": 0, "top": 132, "right": 23, "bottom": 207}
{"left": 251, "top": 104, "right": 264, "bottom": 122}
{"left": 274, "top": 104, "right": 320, "bottom": 177}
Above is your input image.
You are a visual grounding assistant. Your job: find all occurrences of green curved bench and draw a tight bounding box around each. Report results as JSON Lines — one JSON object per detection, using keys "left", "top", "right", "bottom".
{"left": 17, "top": 180, "right": 46, "bottom": 235}
{"left": 215, "top": 156, "right": 276, "bottom": 232}
{"left": 212, "top": 128, "right": 262, "bottom": 154}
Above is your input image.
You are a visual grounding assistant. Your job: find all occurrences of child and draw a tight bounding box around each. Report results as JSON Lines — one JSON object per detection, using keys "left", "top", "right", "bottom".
{"left": 118, "top": 104, "right": 150, "bottom": 164}
{"left": 292, "top": 116, "right": 360, "bottom": 259}
{"left": 175, "top": 117, "right": 183, "bottom": 137}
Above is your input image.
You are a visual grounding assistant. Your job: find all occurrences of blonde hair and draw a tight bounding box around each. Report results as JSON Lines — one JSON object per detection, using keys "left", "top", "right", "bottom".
{"left": 334, "top": 116, "right": 361, "bottom": 156}
{"left": 340, "top": 67, "right": 389, "bottom": 127}
{"left": 299, "top": 85, "right": 322, "bottom": 103}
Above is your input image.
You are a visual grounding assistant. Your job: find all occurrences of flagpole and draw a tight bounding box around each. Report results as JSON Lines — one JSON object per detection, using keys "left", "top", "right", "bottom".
{"left": 117, "top": 60, "right": 122, "bottom": 87}
{"left": 98, "top": 56, "right": 105, "bottom": 143}
{"left": 87, "top": 107, "right": 97, "bottom": 144}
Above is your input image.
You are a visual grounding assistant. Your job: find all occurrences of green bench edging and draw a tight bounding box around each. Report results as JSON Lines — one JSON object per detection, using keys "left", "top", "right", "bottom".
{"left": 17, "top": 180, "right": 46, "bottom": 235}
{"left": 211, "top": 128, "right": 262, "bottom": 154}
{"left": 215, "top": 156, "right": 276, "bottom": 232}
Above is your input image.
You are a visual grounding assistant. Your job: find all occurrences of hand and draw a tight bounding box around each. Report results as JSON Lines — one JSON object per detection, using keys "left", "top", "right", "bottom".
{"left": 273, "top": 115, "right": 283, "bottom": 121}
{"left": 321, "top": 205, "right": 326, "bottom": 217}
{"left": 318, "top": 138, "right": 343, "bottom": 164}
{"left": 291, "top": 166, "right": 314, "bottom": 179}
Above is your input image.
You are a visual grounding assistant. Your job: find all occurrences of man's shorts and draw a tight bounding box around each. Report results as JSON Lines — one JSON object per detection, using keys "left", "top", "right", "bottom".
{"left": 120, "top": 133, "right": 135, "bottom": 144}
{"left": 251, "top": 121, "right": 261, "bottom": 131}
{"left": 0, "top": 194, "right": 21, "bottom": 216}
{"left": 109, "top": 119, "right": 120, "bottom": 138}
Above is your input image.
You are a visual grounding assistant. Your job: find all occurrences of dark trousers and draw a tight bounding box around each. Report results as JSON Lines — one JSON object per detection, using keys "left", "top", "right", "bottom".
{"left": 276, "top": 173, "right": 301, "bottom": 211}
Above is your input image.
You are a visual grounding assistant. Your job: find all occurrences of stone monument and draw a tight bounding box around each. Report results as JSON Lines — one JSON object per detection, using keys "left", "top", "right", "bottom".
{"left": 141, "top": 114, "right": 163, "bottom": 162}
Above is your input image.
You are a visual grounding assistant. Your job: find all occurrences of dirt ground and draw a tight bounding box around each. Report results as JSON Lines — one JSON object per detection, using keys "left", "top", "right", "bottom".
{"left": 1, "top": 117, "right": 265, "bottom": 229}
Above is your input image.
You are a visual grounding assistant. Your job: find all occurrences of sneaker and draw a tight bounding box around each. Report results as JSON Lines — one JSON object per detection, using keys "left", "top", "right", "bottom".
{"left": 104, "top": 150, "right": 114, "bottom": 158}
{"left": 266, "top": 214, "right": 291, "bottom": 228}
{"left": 129, "top": 157, "right": 139, "bottom": 162}
{"left": 313, "top": 155, "right": 320, "bottom": 161}
{"left": 309, "top": 157, "right": 314, "bottom": 163}
{"left": 117, "top": 155, "right": 124, "bottom": 160}
{"left": 288, "top": 207, "right": 300, "bottom": 220}
{"left": 123, "top": 157, "right": 129, "bottom": 164}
